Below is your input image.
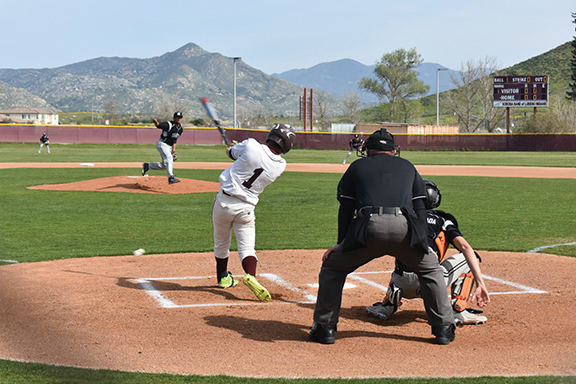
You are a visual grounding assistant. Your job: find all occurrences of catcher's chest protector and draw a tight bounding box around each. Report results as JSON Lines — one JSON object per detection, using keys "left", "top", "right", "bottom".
{"left": 435, "top": 231, "right": 450, "bottom": 262}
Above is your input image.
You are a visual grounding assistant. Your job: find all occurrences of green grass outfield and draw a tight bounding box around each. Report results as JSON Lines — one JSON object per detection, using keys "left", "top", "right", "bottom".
{"left": 1, "top": 143, "right": 575, "bottom": 383}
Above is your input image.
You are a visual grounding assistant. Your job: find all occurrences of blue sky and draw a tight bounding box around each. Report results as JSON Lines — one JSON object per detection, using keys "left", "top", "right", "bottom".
{"left": 1, "top": 0, "right": 573, "bottom": 74}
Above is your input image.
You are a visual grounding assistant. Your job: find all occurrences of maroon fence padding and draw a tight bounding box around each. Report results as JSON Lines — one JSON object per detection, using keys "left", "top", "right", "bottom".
{"left": 0, "top": 124, "right": 224, "bottom": 146}
{"left": 1, "top": 124, "right": 576, "bottom": 151}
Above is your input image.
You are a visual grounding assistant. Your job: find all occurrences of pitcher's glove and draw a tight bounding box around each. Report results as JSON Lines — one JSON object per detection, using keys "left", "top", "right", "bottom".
{"left": 172, "top": 151, "right": 178, "bottom": 161}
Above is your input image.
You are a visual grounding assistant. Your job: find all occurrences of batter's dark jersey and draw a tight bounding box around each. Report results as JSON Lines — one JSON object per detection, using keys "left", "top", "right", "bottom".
{"left": 395, "top": 209, "right": 463, "bottom": 273}
{"left": 336, "top": 153, "right": 427, "bottom": 243}
{"left": 158, "top": 121, "right": 183, "bottom": 146}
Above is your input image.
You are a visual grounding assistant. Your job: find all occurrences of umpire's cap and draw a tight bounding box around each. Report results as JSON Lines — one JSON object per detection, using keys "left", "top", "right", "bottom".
{"left": 365, "top": 128, "right": 395, "bottom": 152}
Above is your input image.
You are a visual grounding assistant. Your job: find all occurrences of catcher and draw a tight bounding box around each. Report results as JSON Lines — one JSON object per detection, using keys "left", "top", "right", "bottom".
{"left": 366, "top": 179, "right": 490, "bottom": 326}
{"left": 142, "top": 111, "right": 184, "bottom": 184}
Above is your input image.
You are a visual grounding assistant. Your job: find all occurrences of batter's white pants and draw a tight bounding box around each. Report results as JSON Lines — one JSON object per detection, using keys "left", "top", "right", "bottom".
{"left": 212, "top": 191, "right": 257, "bottom": 261}
{"left": 149, "top": 140, "right": 174, "bottom": 177}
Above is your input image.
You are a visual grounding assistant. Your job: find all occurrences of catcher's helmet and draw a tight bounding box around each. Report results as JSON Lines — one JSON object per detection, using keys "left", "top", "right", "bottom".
{"left": 423, "top": 179, "right": 442, "bottom": 210}
{"left": 266, "top": 123, "right": 296, "bottom": 154}
{"left": 173, "top": 111, "right": 183, "bottom": 119}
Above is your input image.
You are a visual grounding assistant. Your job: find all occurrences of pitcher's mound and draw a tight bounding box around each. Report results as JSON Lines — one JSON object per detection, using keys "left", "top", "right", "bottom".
{"left": 28, "top": 176, "right": 221, "bottom": 194}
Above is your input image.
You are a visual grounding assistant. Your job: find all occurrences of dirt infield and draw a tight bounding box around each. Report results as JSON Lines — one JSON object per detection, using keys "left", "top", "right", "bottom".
{"left": 0, "top": 250, "right": 575, "bottom": 378}
{"left": 1, "top": 162, "right": 576, "bottom": 378}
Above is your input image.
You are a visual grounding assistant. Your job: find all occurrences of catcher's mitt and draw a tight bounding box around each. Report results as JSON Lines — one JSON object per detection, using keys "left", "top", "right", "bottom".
{"left": 172, "top": 152, "right": 178, "bottom": 161}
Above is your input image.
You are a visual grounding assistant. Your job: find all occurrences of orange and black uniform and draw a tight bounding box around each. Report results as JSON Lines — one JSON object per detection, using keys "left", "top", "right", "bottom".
{"left": 395, "top": 210, "right": 463, "bottom": 275}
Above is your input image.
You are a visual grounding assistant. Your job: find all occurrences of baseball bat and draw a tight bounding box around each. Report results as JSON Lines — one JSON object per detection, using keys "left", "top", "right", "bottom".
{"left": 200, "top": 97, "right": 231, "bottom": 146}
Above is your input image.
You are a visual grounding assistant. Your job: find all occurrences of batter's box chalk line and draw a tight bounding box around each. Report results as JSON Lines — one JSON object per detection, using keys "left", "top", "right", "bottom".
{"left": 348, "top": 270, "right": 547, "bottom": 295}
{"left": 134, "top": 271, "right": 546, "bottom": 309}
{"left": 133, "top": 273, "right": 316, "bottom": 309}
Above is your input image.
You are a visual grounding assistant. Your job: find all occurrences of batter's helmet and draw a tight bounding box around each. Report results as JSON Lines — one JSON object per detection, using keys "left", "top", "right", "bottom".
{"left": 266, "top": 124, "right": 296, "bottom": 154}
{"left": 423, "top": 179, "right": 442, "bottom": 210}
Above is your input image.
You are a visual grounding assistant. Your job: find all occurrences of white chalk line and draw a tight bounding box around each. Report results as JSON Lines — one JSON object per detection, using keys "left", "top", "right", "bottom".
{"left": 135, "top": 273, "right": 316, "bottom": 309}
{"left": 527, "top": 241, "right": 576, "bottom": 254}
{"left": 135, "top": 270, "right": 547, "bottom": 309}
{"left": 260, "top": 273, "right": 317, "bottom": 302}
{"left": 349, "top": 271, "right": 548, "bottom": 295}
{"left": 482, "top": 275, "right": 548, "bottom": 294}
{"left": 0, "top": 259, "right": 19, "bottom": 264}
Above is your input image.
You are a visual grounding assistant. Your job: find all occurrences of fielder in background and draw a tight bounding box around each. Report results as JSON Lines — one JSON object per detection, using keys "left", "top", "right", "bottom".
{"left": 343, "top": 134, "right": 364, "bottom": 164}
{"left": 142, "top": 111, "right": 184, "bottom": 184}
{"left": 212, "top": 124, "right": 296, "bottom": 301}
{"left": 310, "top": 128, "right": 456, "bottom": 345}
{"left": 39, "top": 133, "right": 50, "bottom": 153}
{"left": 366, "top": 179, "right": 490, "bottom": 326}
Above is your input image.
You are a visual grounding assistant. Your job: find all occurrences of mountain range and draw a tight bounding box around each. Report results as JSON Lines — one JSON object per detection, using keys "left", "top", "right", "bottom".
{"left": 0, "top": 41, "right": 571, "bottom": 119}
{"left": 273, "top": 60, "right": 457, "bottom": 102}
{"left": 0, "top": 43, "right": 344, "bottom": 118}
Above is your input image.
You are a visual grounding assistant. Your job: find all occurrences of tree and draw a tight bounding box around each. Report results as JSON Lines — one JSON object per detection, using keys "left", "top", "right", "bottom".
{"left": 566, "top": 12, "right": 576, "bottom": 101}
{"left": 314, "top": 91, "right": 332, "bottom": 130}
{"left": 155, "top": 95, "right": 190, "bottom": 122}
{"left": 442, "top": 57, "right": 505, "bottom": 132}
{"left": 515, "top": 94, "right": 576, "bottom": 133}
{"left": 342, "top": 91, "right": 362, "bottom": 124}
{"left": 514, "top": 113, "right": 571, "bottom": 133}
{"left": 103, "top": 99, "right": 122, "bottom": 125}
{"left": 358, "top": 48, "right": 429, "bottom": 123}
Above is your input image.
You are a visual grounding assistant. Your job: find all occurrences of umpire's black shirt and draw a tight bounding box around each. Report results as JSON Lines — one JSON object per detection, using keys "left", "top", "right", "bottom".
{"left": 336, "top": 153, "right": 427, "bottom": 243}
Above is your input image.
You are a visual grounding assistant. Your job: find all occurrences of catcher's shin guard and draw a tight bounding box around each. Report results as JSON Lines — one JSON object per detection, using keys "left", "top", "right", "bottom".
{"left": 387, "top": 282, "right": 403, "bottom": 307}
{"left": 452, "top": 271, "right": 475, "bottom": 312}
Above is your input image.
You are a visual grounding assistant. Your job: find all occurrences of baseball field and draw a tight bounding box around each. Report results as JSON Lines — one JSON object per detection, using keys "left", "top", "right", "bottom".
{"left": 0, "top": 143, "right": 575, "bottom": 383}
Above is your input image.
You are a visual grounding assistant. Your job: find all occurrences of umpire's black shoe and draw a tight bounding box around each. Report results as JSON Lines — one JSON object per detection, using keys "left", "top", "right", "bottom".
{"left": 168, "top": 176, "right": 180, "bottom": 185}
{"left": 309, "top": 322, "right": 336, "bottom": 344}
{"left": 432, "top": 323, "right": 456, "bottom": 345}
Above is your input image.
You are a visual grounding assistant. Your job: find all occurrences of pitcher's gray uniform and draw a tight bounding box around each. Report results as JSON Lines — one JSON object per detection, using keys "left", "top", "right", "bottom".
{"left": 142, "top": 111, "right": 184, "bottom": 184}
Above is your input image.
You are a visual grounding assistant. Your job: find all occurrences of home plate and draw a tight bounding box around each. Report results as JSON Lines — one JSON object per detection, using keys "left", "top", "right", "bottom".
{"left": 308, "top": 283, "right": 357, "bottom": 289}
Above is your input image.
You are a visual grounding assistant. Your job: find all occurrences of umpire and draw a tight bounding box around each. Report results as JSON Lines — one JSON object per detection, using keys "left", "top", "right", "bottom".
{"left": 310, "top": 128, "right": 456, "bottom": 345}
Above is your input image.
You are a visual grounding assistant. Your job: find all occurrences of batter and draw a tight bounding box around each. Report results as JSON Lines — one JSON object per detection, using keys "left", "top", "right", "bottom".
{"left": 212, "top": 124, "right": 296, "bottom": 301}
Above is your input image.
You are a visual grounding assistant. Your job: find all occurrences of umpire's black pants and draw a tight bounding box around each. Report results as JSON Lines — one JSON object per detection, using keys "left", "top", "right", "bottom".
{"left": 313, "top": 213, "right": 454, "bottom": 327}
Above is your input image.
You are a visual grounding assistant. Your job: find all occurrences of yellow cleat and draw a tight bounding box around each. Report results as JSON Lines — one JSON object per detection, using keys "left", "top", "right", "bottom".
{"left": 243, "top": 273, "right": 271, "bottom": 301}
{"left": 218, "top": 272, "right": 238, "bottom": 288}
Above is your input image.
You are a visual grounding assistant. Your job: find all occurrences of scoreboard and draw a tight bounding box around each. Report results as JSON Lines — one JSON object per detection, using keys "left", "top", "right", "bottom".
{"left": 493, "top": 75, "right": 549, "bottom": 107}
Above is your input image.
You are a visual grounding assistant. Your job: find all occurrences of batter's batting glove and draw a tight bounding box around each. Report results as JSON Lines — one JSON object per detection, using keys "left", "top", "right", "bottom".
{"left": 172, "top": 151, "right": 178, "bottom": 161}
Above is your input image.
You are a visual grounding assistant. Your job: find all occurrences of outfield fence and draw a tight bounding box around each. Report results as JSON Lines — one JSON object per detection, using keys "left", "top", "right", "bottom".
{"left": 2, "top": 123, "right": 576, "bottom": 151}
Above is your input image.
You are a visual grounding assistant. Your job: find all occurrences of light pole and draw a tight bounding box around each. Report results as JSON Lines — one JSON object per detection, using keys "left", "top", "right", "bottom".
{"left": 436, "top": 68, "right": 448, "bottom": 126}
{"left": 233, "top": 57, "right": 241, "bottom": 128}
